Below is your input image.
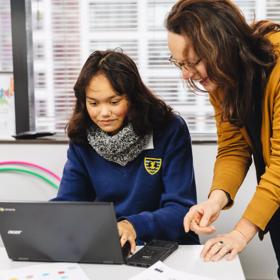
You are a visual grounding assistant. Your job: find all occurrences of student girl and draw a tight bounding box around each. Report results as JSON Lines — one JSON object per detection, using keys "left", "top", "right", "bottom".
{"left": 54, "top": 50, "right": 199, "bottom": 252}
{"left": 166, "top": 0, "right": 280, "bottom": 276}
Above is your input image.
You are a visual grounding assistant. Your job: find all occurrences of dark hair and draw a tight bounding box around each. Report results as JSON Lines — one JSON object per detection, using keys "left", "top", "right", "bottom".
{"left": 166, "top": 0, "right": 280, "bottom": 126}
{"left": 67, "top": 50, "right": 173, "bottom": 144}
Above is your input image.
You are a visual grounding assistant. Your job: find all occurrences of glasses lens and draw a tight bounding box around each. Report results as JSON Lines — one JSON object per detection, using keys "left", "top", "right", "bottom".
{"left": 169, "top": 57, "right": 200, "bottom": 71}
{"left": 169, "top": 58, "right": 181, "bottom": 69}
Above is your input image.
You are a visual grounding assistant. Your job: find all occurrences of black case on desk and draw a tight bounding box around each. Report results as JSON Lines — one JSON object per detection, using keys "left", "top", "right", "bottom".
{"left": 126, "top": 240, "right": 178, "bottom": 267}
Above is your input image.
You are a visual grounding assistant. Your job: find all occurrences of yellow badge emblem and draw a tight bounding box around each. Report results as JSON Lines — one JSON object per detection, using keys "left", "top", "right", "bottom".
{"left": 144, "top": 157, "right": 162, "bottom": 175}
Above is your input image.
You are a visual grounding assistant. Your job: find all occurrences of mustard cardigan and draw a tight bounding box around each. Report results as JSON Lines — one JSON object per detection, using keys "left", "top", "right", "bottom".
{"left": 209, "top": 32, "right": 280, "bottom": 231}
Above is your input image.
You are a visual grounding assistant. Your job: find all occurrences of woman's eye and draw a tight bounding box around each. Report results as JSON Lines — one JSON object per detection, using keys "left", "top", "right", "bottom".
{"left": 89, "top": 102, "right": 97, "bottom": 106}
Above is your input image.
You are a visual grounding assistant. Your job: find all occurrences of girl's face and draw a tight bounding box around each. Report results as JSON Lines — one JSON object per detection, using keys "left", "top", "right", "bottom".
{"left": 167, "top": 31, "right": 217, "bottom": 93}
{"left": 85, "top": 74, "right": 129, "bottom": 135}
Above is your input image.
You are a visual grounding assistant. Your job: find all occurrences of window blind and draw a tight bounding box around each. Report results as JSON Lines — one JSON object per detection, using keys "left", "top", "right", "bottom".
{"left": 267, "top": 0, "right": 280, "bottom": 22}
{"left": 236, "top": 0, "right": 256, "bottom": 21}
{"left": 89, "top": 40, "right": 138, "bottom": 63}
{"left": 1, "top": 0, "right": 279, "bottom": 138}
{"left": 89, "top": 1, "right": 138, "bottom": 31}
{"left": 0, "top": 0, "right": 13, "bottom": 72}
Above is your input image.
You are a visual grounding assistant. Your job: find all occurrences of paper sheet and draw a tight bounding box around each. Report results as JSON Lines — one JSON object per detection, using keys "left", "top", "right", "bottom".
{"left": 0, "top": 262, "right": 90, "bottom": 280}
{"left": 129, "top": 261, "right": 215, "bottom": 280}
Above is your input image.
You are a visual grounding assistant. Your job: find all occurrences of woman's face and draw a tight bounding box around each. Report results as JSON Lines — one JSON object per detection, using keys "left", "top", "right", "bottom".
{"left": 167, "top": 31, "right": 217, "bottom": 93}
{"left": 85, "top": 74, "right": 129, "bottom": 135}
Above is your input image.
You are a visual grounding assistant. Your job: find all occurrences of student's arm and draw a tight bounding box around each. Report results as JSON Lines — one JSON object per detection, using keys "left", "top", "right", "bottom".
{"left": 53, "top": 143, "right": 96, "bottom": 201}
{"left": 123, "top": 117, "right": 198, "bottom": 242}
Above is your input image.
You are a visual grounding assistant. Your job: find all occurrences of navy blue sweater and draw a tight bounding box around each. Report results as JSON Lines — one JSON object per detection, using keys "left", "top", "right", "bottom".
{"left": 55, "top": 115, "right": 198, "bottom": 244}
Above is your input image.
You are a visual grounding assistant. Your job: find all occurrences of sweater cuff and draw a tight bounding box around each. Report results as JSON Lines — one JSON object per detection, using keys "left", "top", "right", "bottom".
{"left": 242, "top": 192, "right": 279, "bottom": 230}
{"left": 122, "top": 213, "right": 155, "bottom": 242}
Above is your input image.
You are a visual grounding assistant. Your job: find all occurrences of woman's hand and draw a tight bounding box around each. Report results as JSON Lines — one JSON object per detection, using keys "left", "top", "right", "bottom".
{"left": 184, "top": 190, "right": 228, "bottom": 234}
{"left": 117, "top": 220, "right": 137, "bottom": 253}
{"left": 184, "top": 200, "right": 220, "bottom": 234}
{"left": 200, "top": 230, "right": 247, "bottom": 261}
{"left": 200, "top": 218, "right": 258, "bottom": 262}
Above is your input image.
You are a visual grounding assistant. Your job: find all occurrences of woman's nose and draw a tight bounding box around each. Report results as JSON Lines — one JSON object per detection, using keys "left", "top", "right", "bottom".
{"left": 181, "top": 68, "right": 194, "bottom": 80}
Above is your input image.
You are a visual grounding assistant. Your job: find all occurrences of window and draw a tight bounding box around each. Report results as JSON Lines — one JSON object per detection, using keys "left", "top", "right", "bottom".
{"left": 31, "top": 0, "right": 216, "bottom": 135}
{"left": 0, "top": 0, "right": 13, "bottom": 72}
{"left": 1, "top": 0, "right": 280, "bottom": 138}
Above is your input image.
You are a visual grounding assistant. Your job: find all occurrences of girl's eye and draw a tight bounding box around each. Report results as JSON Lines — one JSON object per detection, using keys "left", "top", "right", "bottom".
{"left": 111, "top": 100, "right": 120, "bottom": 105}
{"left": 89, "top": 102, "right": 97, "bottom": 106}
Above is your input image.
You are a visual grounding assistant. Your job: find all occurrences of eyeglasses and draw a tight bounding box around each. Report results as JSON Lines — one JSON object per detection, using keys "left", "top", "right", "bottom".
{"left": 169, "top": 56, "right": 201, "bottom": 72}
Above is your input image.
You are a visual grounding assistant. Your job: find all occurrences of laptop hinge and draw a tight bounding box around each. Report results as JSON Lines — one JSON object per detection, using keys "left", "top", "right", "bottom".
{"left": 102, "top": 260, "right": 114, "bottom": 264}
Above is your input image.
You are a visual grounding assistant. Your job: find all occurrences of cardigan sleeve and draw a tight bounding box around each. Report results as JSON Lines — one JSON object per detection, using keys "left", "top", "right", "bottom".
{"left": 209, "top": 93, "right": 253, "bottom": 204}
{"left": 53, "top": 143, "right": 96, "bottom": 201}
{"left": 243, "top": 81, "right": 280, "bottom": 230}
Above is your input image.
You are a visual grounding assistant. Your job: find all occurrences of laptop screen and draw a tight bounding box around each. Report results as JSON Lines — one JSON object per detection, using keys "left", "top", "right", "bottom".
{"left": 0, "top": 201, "right": 126, "bottom": 264}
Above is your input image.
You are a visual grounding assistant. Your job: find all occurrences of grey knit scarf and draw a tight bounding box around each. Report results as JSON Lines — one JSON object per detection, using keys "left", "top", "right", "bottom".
{"left": 87, "top": 123, "right": 150, "bottom": 166}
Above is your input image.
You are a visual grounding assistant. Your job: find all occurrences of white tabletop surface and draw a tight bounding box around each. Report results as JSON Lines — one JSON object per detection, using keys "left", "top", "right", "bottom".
{"left": 0, "top": 245, "right": 245, "bottom": 280}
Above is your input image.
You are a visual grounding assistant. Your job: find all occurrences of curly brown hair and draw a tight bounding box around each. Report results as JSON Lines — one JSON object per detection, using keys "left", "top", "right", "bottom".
{"left": 166, "top": 0, "right": 280, "bottom": 126}
{"left": 67, "top": 50, "right": 173, "bottom": 144}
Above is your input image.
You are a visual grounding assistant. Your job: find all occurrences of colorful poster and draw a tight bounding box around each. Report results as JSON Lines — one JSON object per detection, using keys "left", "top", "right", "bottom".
{"left": 0, "top": 72, "right": 15, "bottom": 139}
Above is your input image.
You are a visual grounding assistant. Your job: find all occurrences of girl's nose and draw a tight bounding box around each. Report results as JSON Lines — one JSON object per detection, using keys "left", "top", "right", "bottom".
{"left": 99, "top": 106, "right": 111, "bottom": 116}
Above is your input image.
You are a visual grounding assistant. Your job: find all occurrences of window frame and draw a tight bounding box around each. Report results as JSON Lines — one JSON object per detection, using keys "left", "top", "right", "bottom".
{"left": 10, "top": 0, "right": 35, "bottom": 134}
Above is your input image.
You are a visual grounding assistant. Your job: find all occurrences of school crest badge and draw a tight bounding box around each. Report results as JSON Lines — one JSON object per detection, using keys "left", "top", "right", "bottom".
{"left": 144, "top": 157, "right": 162, "bottom": 175}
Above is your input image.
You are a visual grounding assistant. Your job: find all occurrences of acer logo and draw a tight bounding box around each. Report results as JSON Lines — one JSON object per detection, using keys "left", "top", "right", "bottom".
{"left": 7, "top": 230, "right": 22, "bottom": 235}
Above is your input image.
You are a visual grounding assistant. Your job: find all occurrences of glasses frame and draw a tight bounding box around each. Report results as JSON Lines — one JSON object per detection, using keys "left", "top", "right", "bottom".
{"left": 169, "top": 56, "right": 201, "bottom": 72}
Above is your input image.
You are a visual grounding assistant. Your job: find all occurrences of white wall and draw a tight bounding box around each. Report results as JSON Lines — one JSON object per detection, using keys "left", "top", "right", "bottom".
{"left": 0, "top": 143, "right": 277, "bottom": 280}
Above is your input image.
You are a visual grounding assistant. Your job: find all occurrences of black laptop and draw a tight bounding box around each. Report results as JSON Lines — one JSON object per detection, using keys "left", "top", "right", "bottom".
{"left": 0, "top": 201, "right": 130, "bottom": 264}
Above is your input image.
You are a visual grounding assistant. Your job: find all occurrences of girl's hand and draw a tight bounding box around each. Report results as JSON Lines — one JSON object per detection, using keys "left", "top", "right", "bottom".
{"left": 117, "top": 220, "right": 137, "bottom": 253}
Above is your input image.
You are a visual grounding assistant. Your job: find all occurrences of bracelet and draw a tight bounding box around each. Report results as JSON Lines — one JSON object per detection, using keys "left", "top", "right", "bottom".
{"left": 222, "top": 191, "right": 233, "bottom": 209}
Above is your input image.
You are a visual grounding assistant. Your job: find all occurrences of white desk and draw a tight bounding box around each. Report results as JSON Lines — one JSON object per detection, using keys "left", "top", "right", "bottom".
{"left": 0, "top": 245, "right": 245, "bottom": 280}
